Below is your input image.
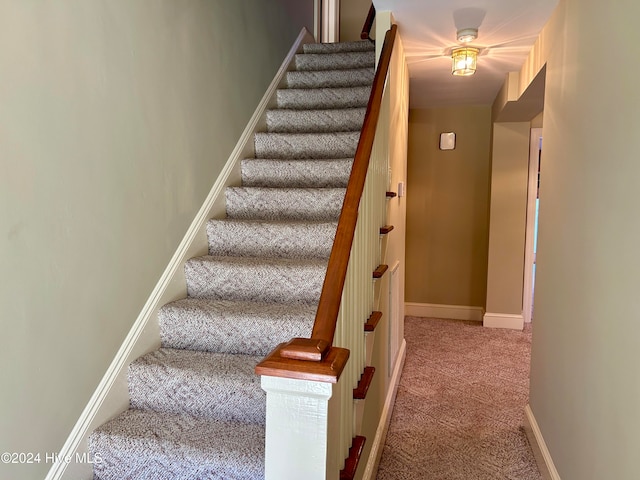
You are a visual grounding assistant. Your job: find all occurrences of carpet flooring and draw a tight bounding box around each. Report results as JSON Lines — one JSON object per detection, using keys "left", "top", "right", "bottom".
{"left": 376, "top": 317, "right": 541, "bottom": 480}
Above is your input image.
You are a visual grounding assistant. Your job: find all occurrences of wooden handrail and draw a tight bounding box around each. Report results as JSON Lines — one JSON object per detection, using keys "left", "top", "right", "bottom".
{"left": 361, "top": 4, "right": 376, "bottom": 40}
{"left": 259, "top": 24, "right": 398, "bottom": 374}
{"left": 303, "top": 23, "right": 396, "bottom": 348}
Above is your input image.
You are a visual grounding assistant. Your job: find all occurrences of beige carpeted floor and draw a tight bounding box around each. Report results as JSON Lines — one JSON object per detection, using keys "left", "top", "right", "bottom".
{"left": 376, "top": 317, "right": 541, "bottom": 480}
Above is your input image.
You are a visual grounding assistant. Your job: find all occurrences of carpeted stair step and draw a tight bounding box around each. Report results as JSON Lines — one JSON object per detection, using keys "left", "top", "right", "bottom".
{"left": 225, "top": 186, "right": 345, "bottom": 221}
{"left": 90, "top": 409, "right": 264, "bottom": 480}
{"left": 241, "top": 158, "right": 352, "bottom": 188}
{"left": 286, "top": 68, "right": 374, "bottom": 89}
{"left": 159, "top": 298, "right": 316, "bottom": 356}
{"left": 128, "top": 348, "right": 265, "bottom": 424}
{"left": 266, "top": 108, "right": 366, "bottom": 133}
{"left": 295, "top": 51, "right": 375, "bottom": 71}
{"left": 276, "top": 86, "right": 371, "bottom": 110}
{"left": 302, "top": 40, "right": 375, "bottom": 54}
{"left": 185, "top": 255, "right": 327, "bottom": 304}
{"left": 254, "top": 131, "right": 360, "bottom": 159}
{"left": 207, "top": 219, "right": 337, "bottom": 258}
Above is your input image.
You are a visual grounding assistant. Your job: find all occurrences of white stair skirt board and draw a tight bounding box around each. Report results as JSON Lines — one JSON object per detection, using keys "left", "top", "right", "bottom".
{"left": 405, "top": 303, "right": 484, "bottom": 322}
{"left": 524, "top": 405, "right": 562, "bottom": 480}
{"left": 45, "top": 27, "right": 314, "bottom": 480}
{"left": 361, "top": 339, "right": 407, "bottom": 480}
{"left": 483, "top": 312, "right": 524, "bottom": 330}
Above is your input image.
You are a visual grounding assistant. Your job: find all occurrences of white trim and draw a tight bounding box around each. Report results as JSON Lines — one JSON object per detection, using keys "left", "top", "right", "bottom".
{"left": 405, "top": 302, "right": 484, "bottom": 322}
{"left": 262, "top": 377, "right": 337, "bottom": 480}
{"left": 45, "top": 27, "right": 313, "bottom": 480}
{"left": 388, "top": 261, "right": 401, "bottom": 374}
{"left": 524, "top": 405, "right": 562, "bottom": 480}
{"left": 362, "top": 339, "right": 407, "bottom": 480}
{"left": 321, "top": 0, "right": 340, "bottom": 42}
{"left": 523, "top": 128, "right": 543, "bottom": 323}
{"left": 483, "top": 312, "right": 524, "bottom": 330}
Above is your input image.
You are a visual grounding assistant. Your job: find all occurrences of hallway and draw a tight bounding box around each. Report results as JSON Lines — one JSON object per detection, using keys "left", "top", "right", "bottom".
{"left": 377, "top": 317, "right": 540, "bottom": 479}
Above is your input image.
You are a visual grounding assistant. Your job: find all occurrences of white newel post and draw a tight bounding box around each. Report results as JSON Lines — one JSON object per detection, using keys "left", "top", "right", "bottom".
{"left": 261, "top": 375, "right": 344, "bottom": 480}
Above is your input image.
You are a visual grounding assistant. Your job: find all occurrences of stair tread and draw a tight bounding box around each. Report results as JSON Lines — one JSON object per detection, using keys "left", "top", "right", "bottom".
{"left": 90, "top": 409, "right": 264, "bottom": 480}
{"left": 129, "top": 348, "right": 265, "bottom": 424}
{"left": 160, "top": 297, "right": 316, "bottom": 355}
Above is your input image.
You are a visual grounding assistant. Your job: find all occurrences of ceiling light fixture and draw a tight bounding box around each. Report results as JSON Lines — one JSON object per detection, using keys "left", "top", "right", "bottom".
{"left": 451, "top": 47, "right": 479, "bottom": 76}
{"left": 456, "top": 28, "right": 478, "bottom": 43}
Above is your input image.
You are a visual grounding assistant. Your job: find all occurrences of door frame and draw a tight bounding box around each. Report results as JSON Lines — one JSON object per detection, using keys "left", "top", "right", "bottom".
{"left": 522, "top": 128, "right": 543, "bottom": 323}
{"left": 317, "top": 0, "right": 340, "bottom": 42}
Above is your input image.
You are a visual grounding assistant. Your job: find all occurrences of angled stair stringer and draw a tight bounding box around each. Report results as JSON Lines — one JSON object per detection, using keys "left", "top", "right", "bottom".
{"left": 52, "top": 30, "right": 378, "bottom": 480}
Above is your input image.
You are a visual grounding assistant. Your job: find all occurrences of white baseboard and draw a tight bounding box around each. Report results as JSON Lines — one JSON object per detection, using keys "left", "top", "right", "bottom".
{"left": 483, "top": 312, "right": 524, "bottom": 330}
{"left": 524, "top": 405, "right": 562, "bottom": 480}
{"left": 361, "top": 339, "right": 407, "bottom": 480}
{"left": 404, "top": 302, "right": 484, "bottom": 322}
{"left": 45, "top": 27, "right": 314, "bottom": 480}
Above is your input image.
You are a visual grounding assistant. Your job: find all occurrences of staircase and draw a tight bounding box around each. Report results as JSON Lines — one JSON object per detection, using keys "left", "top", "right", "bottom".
{"left": 89, "top": 39, "right": 376, "bottom": 480}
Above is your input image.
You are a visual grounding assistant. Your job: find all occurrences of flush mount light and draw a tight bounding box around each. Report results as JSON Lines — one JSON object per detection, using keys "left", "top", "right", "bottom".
{"left": 451, "top": 47, "right": 479, "bottom": 76}
{"left": 456, "top": 28, "right": 478, "bottom": 43}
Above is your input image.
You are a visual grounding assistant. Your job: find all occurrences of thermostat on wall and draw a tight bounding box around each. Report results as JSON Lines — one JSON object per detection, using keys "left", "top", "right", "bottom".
{"left": 439, "top": 132, "right": 456, "bottom": 150}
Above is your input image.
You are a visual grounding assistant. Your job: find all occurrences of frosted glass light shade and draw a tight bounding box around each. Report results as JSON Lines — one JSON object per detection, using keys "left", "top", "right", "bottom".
{"left": 451, "top": 47, "right": 479, "bottom": 76}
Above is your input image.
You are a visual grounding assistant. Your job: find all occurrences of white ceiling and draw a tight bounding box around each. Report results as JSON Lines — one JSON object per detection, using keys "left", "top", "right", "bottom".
{"left": 373, "top": 0, "right": 558, "bottom": 109}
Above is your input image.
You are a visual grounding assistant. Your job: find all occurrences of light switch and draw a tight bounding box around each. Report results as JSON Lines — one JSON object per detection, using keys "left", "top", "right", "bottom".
{"left": 439, "top": 132, "right": 456, "bottom": 150}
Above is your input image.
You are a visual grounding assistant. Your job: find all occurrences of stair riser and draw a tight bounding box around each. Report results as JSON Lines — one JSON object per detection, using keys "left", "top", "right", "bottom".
{"left": 254, "top": 132, "right": 359, "bottom": 159}
{"left": 90, "top": 410, "right": 265, "bottom": 480}
{"left": 128, "top": 351, "right": 265, "bottom": 424}
{"left": 302, "top": 40, "right": 375, "bottom": 54}
{"left": 286, "top": 69, "right": 374, "bottom": 89}
{"left": 294, "top": 51, "right": 375, "bottom": 71}
{"left": 225, "top": 187, "right": 345, "bottom": 221}
{"left": 207, "top": 220, "right": 336, "bottom": 259}
{"left": 185, "top": 256, "right": 328, "bottom": 304}
{"left": 276, "top": 87, "right": 370, "bottom": 110}
{"left": 241, "top": 159, "right": 353, "bottom": 188}
{"left": 266, "top": 108, "right": 366, "bottom": 133}
{"left": 159, "top": 301, "right": 315, "bottom": 356}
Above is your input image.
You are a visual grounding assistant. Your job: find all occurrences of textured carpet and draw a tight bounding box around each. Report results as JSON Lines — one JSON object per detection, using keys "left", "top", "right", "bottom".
{"left": 376, "top": 317, "right": 541, "bottom": 480}
{"left": 88, "top": 39, "right": 375, "bottom": 480}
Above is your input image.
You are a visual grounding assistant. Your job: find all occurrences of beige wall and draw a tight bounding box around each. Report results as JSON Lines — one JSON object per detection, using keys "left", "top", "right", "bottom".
{"left": 405, "top": 106, "right": 492, "bottom": 308}
{"left": 340, "top": 0, "right": 373, "bottom": 41}
{"left": 531, "top": 111, "right": 544, "bottom": 128}
{"left": 484, "top": 122, "right": 531, "bottom": 316}
{"left": 0, "top": 1, "right": 312, "bottom": 479}
{"left": 526, "top": 0, "right": 640, "bottom": 478}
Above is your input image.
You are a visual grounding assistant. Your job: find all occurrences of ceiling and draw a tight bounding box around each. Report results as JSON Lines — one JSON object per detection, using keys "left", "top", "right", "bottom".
{"left": 373, "top": 0, "right": 558, "bottom": 109}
